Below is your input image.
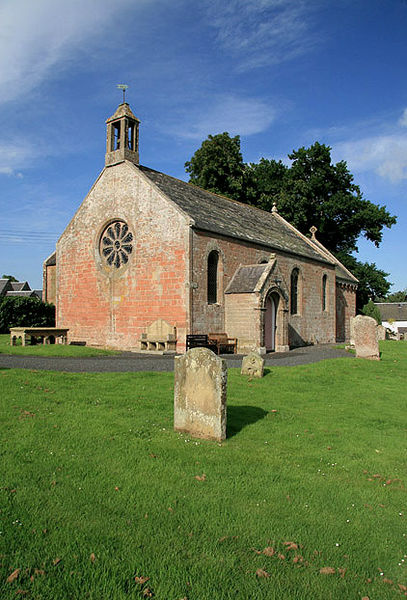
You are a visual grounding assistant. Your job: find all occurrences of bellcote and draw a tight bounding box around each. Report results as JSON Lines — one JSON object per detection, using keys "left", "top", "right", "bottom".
{"left": 105, "top": 103, "right": 140, "bottom": 167}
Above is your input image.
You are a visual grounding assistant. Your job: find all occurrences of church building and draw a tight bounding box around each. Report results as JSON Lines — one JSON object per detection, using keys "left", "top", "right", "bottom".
{"left": 43, "top": 101, "right": 358, "bottom": 353}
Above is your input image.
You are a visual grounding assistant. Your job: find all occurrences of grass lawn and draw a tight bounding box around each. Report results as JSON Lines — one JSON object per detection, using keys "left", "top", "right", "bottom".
{"left": 1, "top": 341, "right": 406, "bottom": 599}
{"left": 0, "top": 334, "right": 118, "bottom": 357}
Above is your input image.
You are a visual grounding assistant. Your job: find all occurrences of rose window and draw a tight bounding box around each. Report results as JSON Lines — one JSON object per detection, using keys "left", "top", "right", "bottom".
{"left": 100, "top": 221, "right": 133, "bottom": 268}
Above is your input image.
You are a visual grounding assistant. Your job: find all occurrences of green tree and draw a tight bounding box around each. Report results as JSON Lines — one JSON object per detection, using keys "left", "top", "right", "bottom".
{"left": 250, "top": 143, "right": 396, "bottom": 255}
{"left": 377, "top": 289, "right": 407, "bottom": 302}
{"left": 361, "top": 300, "right": 382, "bottom": 324}
{"left": 185, "top": 132, "right": 245, "bottom": 199}
{"left": 337, "top": 253, "right": 391, "bottom": 311}
{"left": 2, "top": 274, "right": 18, "bottom": 282}
{"left": 0, "top": 297, "right": 55, "bottom": 333}
{"left": 185, "top": 137, "right": 397, "bottom": 309}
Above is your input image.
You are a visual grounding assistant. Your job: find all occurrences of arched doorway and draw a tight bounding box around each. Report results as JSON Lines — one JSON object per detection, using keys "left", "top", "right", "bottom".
{"left": 264, "top": 292, "right": 279, "bottom": 352}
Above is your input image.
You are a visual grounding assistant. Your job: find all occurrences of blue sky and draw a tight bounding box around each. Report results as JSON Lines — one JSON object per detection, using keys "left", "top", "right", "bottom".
{"left": 0, "top": 0, "right": 406, "bottom": 291}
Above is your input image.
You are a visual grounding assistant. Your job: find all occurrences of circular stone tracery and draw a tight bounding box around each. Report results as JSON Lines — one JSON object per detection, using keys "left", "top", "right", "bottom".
{"left": 100, "top": 221, "right": 133, "bottom": 268}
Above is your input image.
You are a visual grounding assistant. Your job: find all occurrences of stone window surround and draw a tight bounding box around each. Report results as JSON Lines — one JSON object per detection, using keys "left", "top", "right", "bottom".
{"left": 322, "top": 273, "right": 328, "bottom": 312}
{"left": 96, "top": 217, "right": 135, "bottom": 275}
{"left": 205, "top": 242, "right": 225, "bottom": 307}
{"left": 290, "top": 266, "right": 302, "bottom": 316}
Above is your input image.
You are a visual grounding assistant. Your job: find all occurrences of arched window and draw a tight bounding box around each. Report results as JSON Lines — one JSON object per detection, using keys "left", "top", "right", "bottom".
{"left": 322, "top": 274, "right": 327, "bottom": 311}
{"left": 290, "top": 268, "right": 299, "bottom": 315}
{"left": 207, "top": 251, "right": 219, "bottom": 304}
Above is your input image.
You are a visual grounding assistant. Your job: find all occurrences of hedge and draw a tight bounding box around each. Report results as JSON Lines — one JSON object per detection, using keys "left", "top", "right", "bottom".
{"left": 0, "top": 297, "right": 55, "bottom": 333}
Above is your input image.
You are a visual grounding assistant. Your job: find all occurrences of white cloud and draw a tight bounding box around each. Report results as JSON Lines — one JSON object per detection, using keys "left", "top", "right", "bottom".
{"left": 205, "top": 0, "right": 319, "bottom": 70}
{"left": 0, "top": 141, "right": 34, "bottom": 177}
{"left": 169, "top": 94, "right": 276, "bottom": 139}
{"left": 399, "top": 108, "right": 407, "bottom": 127}
{"left": 333, "top": 134, "right": 407, "bottom": 184}
{"left": 0, "top": 0, "right": 138, "bottom": 105}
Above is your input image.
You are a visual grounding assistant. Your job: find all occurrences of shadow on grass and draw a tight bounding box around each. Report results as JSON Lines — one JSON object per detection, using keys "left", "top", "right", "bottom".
{"left": 227, "top": 405, "right": 268, "bottom": 438}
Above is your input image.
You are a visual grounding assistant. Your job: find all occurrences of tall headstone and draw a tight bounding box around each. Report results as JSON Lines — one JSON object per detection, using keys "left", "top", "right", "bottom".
{"left": 174, "top": 348, "right": 227, "bottom": 441}
{"left": 353, "top": 315, "right": 380, "bottom": 360}
{"left": 241, "top": 352, "right": 264, "bottom": 378}
{"left": 376, "top": 324, "right": 386, "bottom": 341}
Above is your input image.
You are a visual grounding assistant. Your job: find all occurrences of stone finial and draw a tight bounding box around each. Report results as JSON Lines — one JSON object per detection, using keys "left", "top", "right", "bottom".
{"left": 268, "top": 253, "right": 276, "bottom": 262}
{"left": 310, "top": 226, "right": 317, "bottom": 240}
{"left": 174, "top": 348, "right": 227, "bottom": 441}
{"left": 272, "top": 202, "right": 278, "bottom": 213}
{"left": 241, "top": 352, "right": 264, "bottom": 378}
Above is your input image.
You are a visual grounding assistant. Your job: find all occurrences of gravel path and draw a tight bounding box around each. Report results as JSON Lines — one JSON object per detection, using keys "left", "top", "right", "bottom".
{"left": 0, "top": 344, "right": 352, "bottom": 373}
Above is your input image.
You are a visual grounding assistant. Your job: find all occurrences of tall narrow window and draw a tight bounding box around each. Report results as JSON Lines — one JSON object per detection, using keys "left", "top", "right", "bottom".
{"left": 128, "top": 123, "right": 134, "bottom": 150}
{"left": 207, "top": 251, "right": 219, "bottom": 304}
{"left": 114, "top": 123, "right": 121, "bottom": 150}
{"left": 322, "top": 274, "right": 327, "bottom": 311}
{"left": 290, "top": 268, "right": 299, "bottom": 315}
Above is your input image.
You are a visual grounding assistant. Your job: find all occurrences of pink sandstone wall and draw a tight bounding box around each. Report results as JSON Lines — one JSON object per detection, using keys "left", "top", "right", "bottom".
{"left": 56, "top": 162, "right": 189, "bottom": 350}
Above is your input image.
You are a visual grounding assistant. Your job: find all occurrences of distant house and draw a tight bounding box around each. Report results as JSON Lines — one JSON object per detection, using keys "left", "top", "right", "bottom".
{"left": 375, "top": 302, "right": 407, "bottom": 337}
{"left": 0, "top": 279, "right": 42, "bottom": 300}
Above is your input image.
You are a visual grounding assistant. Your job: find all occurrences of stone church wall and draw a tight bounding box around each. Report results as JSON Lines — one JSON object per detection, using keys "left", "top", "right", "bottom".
{"left": 56, "top": 163, "right": 189, "bottom": 350}
{"left": 336, "top": 283, "right": 356, "bottom": 342}
{"left": 191, "top": 230, "right": 337, "bottom": 347}
{"left": 43, "top": 264, "right": 56, "bottom": 305}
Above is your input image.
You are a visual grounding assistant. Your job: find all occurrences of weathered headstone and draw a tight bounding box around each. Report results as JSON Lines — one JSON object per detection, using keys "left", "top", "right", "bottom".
{"left": 353, "top": 315, "right": 380, "bottom": 360}
{"left": 241, "top": 351, "right": 264, "bottom": 378}
{"left": 174, "top": 348, "right": 227, "bottom": 441}
{"left": 376, "top": 324, "right": 386, "bottom": 341}
{"left": 349, "top": 316, "right": 356, "bottom": 346}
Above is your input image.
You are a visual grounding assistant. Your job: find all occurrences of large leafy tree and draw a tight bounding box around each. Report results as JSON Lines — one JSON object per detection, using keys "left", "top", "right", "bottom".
{"left": 185, "top": 134, "right": 397, "bottom": 308}
{"left": 247, "top": 142, "right": 396, "bottom": 255}
{"left": 184, "top": 133, "right": 245, "bottom": 199}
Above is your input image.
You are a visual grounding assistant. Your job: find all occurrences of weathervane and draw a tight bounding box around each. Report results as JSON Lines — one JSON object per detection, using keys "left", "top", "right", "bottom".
{"left": 117, "top": 84, "right": 128, "bottom": 103}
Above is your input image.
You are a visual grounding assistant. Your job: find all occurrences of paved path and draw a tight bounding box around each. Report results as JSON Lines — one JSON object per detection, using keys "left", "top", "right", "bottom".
{"left": 0, "top": 344, "right": 352, "bottom": 373}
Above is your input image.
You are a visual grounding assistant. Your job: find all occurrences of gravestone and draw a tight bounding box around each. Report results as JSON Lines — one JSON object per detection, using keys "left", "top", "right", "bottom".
{"left": 174, "top": 347, "right": 227, "bottom": 441}
{"left": 349, "top": 317, "right": 356, "bottom": 346}
{"left": 241, "top": 351, "right": 264, "bottom": 378}
{"left": 353, "top": 315, "right": 380, "bottom": 360}
{"left": 376, "top": 324, "right": 386, "bottom": 341}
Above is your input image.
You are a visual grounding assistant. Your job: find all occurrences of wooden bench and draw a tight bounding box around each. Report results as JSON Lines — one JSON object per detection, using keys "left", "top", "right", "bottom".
{"left": 208, "top": 333, "right": 238, "bottom": 354}
{"left": 186, "top": 334, "right": 218, "bottom": 354}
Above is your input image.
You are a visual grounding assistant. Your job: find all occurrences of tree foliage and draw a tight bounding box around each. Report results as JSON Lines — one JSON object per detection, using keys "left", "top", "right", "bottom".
{"left": 0, "top": 297, "right": 55, "bottom": 333}
{"left": 377, "top": 289, "right": 407, "bottom": 302}
{"left": 361, "top": 300, "right": 382, "bottom": 324}
{"left": 2, "top": 274, "right": 18, "bottom": 282}
{"left": 185, "top": 133, "right": 245, "bottom": 199}
{"left": 336, "top": 253, "right": 392, "bottom": 311}
{"left": 185, "top": 134, "right": 397, "bottom": 309}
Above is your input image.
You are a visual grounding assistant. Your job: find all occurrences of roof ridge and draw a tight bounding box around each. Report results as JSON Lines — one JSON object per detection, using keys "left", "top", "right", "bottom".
{"left": 139, "top": 164, "right": 280, "bottom": 216}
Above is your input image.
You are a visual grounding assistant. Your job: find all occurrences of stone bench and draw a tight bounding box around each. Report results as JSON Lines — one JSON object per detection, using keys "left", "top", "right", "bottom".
{"left": 140, "top": 319, "right": 177, "bottom": 353}
{"left": 10, "top": 327, "right": 69, "bottom": 346}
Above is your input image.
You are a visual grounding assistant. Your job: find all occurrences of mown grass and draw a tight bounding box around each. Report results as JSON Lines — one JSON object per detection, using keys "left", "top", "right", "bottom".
{"left": 1, "top": 340, "right": 406, "bottom": 599}
{"left": 0, "top": 334, "right": 118, "bottom": 357}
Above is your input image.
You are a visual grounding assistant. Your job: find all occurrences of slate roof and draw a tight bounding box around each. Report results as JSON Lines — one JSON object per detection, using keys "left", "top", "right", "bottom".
{"left": 6, "top": 290, "right": 37, "bottom": 297}
{"left": 0, "top": 279, "right": 11, "bottom": 296}
{"left": 305, "top": 234, "right": 358, "bottom": 284}
{"left": 10, "top": 281, "right": 30, "bottom": 291}
{"left": 225, "top": 264, "right": 268, "bottom": 294}
{"left": 139, "top": 166, "right": 334, "bottom": 265}
{"left": 44, "top": 251, "right": 56, "bottom": 266}
{"left": 375, "top": 303, "right": 407, "bottom": 321}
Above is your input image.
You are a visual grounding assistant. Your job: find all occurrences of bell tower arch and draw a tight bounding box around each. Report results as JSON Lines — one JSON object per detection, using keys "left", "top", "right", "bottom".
{"left": 105, "top": 102, "right": 140, "bottom": 167}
